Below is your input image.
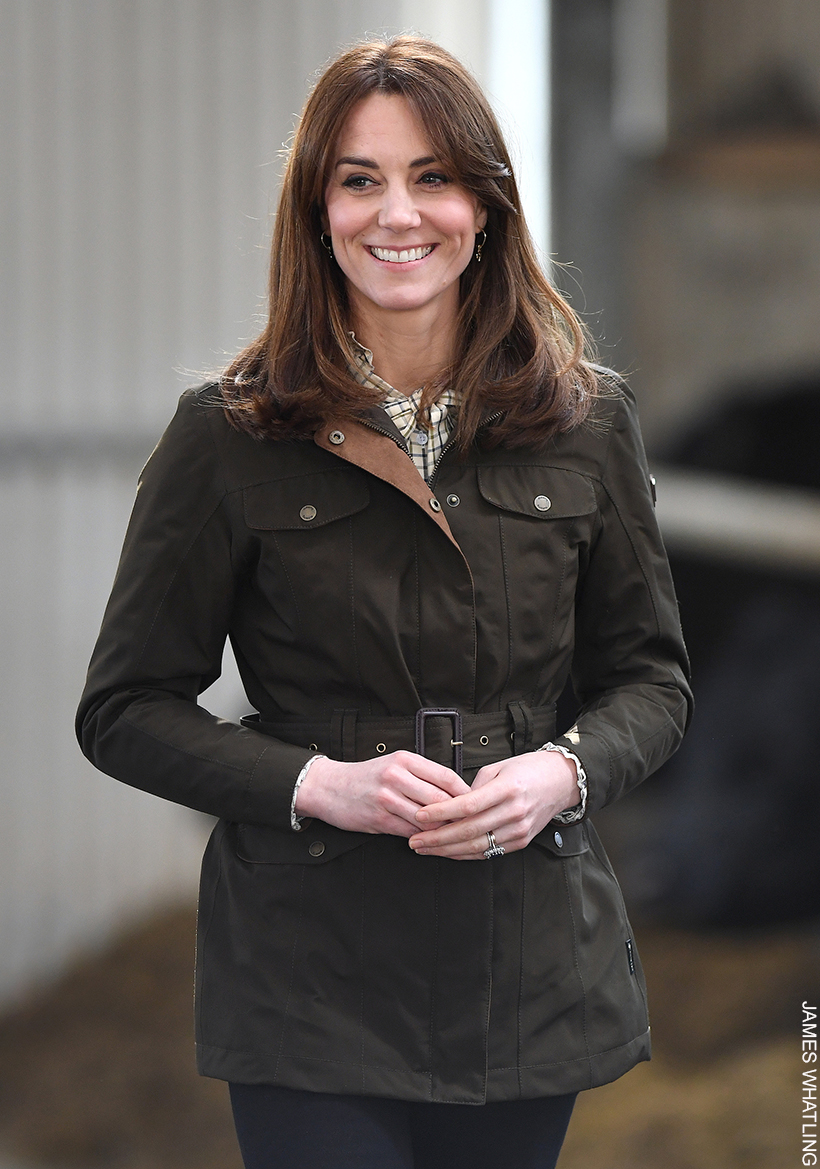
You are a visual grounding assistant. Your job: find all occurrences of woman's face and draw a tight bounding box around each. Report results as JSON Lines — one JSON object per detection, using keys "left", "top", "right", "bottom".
{"left": 323, "top": 93, "right": 486, "bottom": 329}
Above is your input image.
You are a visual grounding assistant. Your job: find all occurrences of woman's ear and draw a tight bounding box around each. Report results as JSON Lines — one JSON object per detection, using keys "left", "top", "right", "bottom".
{"left": 476, "top": 204, "right": 488, "bottom": 231}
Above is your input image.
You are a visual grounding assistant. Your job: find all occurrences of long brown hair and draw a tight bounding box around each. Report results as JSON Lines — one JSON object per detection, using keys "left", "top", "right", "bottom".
{"left": 223, "top": 35, "right": 598, "bottom": 449}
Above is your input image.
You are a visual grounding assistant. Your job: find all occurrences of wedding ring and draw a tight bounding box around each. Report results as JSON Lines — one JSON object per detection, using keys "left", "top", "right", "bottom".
{"left": 483, "top": 830, "right": 506, "bottom": 860}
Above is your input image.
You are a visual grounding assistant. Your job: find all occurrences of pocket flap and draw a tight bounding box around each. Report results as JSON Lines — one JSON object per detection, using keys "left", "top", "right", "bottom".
{"left": 235, "top": 821, "right": 370, "bottom": 864}
{"left": 531, "top": 820, "right": 589, "bottom": 857}
{"left": 477, "top": 467, "right": 596, "bottom": 519}
{"left": 243, "top": 471, "right": 370, "bottom": 530}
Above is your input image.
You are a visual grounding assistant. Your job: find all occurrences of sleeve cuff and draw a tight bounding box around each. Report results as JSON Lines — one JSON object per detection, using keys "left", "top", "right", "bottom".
{"left": 537, "top": 742, "right": 588, "bottom": 823}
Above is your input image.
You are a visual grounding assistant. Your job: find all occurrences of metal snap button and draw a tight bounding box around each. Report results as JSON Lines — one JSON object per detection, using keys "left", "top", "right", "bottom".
{"left": 534, "top": 495, "right": 551, "bottom": 512}
{"left": 554, "top": 831, "right": 563, "bottom": 848}
{"left": 446, "top": 494, "right": 460, "bottom": 507}
{"left": 299, "top": 505, "right": 317, "bottom": 522}
{"left": 328, "top": 430, "right": 345, "bottom": 445}
{"left": 308, "top": 743, "right": 318, "bottom": 751}
{"left": 479, "top": 734, "right": 489, "bottom": 746}
{"left": 429, "top": 498, "right": 441, "bottom": 512}
{"left": 375, "top": 743, "right": 386, "bottom": 753}
{"left": 309, "top": 841, "right": 325, "bottom": 857}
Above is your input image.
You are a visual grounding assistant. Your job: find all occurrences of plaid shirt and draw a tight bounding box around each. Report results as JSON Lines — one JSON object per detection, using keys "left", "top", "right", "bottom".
{"left": 349, "top": 336, "right": 457, "bottom": 484}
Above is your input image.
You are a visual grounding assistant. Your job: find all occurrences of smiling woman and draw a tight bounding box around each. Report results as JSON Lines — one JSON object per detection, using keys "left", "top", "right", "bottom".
{"left": 77, "top": 34, "right": 692, "bottom": 1169}
{"left": 323, "top": 93, "right": 487, "bottom": 373}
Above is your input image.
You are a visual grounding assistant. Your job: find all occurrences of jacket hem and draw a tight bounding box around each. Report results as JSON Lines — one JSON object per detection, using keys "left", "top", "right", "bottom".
{"left": 195, "top": 1028, "right": 651, "bottom": 1102}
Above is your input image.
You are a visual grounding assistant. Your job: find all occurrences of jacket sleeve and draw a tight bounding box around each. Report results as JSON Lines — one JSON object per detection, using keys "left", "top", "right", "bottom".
{"left": 75, "top": 390, "right": 313, "bottom": 830}
{"left": 552, "top": 382, "right": 694, "bottom": 813}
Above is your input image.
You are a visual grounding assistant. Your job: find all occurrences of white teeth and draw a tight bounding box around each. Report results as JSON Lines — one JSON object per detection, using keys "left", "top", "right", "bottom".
{"left": 370, "top": 245, "right": 433, "bottom": 263}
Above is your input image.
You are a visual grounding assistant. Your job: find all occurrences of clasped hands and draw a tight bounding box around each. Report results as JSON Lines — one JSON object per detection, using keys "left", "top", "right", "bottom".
{"left": 295, "top": 749, "right": 581, "bottom": 860}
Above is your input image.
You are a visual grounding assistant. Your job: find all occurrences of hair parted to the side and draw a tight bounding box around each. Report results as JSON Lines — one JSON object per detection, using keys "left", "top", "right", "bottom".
{"left": 222, "top": 35, "right": 599, "bottom": 450}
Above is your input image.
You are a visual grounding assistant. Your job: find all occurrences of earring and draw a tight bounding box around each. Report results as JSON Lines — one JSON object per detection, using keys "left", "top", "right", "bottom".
{"left": 474, "top": 228, "right": 487, "bottom": 263}
{"left": 320, "top": 232, "right": 334, "bottom": 258}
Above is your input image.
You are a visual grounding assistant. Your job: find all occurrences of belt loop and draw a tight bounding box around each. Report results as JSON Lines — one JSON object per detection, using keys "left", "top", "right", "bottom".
{"left": 331, "top": 709, "right": 358, "bottom": 761}
{"left": 507, "top": 701, "right": 534, "bottom": 755}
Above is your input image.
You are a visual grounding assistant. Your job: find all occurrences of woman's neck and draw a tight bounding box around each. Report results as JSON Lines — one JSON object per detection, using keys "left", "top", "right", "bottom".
{"left": 350, "top": 305, "right": 457, "bottom": 395}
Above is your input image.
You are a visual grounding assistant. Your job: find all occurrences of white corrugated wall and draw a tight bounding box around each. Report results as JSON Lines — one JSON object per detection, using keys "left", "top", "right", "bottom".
{"left": 0, "top": 0, "right": 548, "bottom": 1005}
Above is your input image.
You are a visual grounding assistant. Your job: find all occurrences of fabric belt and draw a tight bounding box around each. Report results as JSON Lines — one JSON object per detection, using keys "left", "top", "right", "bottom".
{"left": 241, "top": 701, "right": 558, "bottom": 778}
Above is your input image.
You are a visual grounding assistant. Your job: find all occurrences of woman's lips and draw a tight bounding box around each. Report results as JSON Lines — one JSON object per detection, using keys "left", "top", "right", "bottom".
{"left": 368, "top": 245, "right": 434, "bottom": 263}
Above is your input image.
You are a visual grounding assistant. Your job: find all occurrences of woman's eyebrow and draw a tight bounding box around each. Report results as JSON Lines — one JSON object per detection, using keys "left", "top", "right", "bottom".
{"left": 335, "top": 154, "right": 439, "bottom": 169}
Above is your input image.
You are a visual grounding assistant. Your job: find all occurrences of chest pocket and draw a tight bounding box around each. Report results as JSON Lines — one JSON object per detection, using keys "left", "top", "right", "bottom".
{"left": 243, "top": 470, "right": 370, "bottom": 530}
{"left": 476, "top": 466, "right": 597, "bottom": 520}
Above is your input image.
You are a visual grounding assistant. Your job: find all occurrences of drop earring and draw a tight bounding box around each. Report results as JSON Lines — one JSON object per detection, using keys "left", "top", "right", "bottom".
{"left": 320, "top": 232, "right": 334, "bottom": 259}
{"left": 474, "top": 229, "right": 487, "bottom": 263}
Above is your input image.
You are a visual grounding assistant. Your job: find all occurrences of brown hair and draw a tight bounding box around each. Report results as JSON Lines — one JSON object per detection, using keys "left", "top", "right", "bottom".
{"left": 222, "top": 35, "right": 598, "bottom": 449}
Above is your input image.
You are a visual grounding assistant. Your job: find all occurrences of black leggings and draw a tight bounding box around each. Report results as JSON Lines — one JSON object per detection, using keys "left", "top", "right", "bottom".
{"left": 229, "top": 1082, "right": 576, "bottom": 1169}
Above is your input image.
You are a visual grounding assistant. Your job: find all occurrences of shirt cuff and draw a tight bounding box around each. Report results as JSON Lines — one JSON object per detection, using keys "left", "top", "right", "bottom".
{"left": 290, "top": 754, "right": 326, "bottom": 832}
{"left": 537, "top": 742, "right": 588, "bottom": 823}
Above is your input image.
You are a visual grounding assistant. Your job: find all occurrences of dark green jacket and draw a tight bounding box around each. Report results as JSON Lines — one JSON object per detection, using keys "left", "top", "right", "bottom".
{"left": 77, "top": 374, "right": 692, "bottom": 1102}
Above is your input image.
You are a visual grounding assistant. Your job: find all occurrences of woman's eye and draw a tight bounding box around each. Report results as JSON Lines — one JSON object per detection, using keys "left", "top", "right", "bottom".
{"left": 419, "top": 172, "right": 449, "bottom": 187}
{"left": 342, "top": 174, "right": 376, "bottom": 190}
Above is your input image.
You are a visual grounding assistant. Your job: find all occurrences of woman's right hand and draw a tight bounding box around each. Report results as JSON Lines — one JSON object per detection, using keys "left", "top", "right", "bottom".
{"left": 294, "top": 752, "right": 470, "bottom": 836}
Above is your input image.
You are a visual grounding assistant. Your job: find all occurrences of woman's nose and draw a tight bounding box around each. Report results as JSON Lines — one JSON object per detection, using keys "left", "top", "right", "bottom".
{"left": 377, "top": 186, "right": 422, "bottom": 232}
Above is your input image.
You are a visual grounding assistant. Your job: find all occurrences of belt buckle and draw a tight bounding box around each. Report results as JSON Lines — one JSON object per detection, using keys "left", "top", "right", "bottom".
{"left": 414, "top": 708, "right": 463, "bottom": 776}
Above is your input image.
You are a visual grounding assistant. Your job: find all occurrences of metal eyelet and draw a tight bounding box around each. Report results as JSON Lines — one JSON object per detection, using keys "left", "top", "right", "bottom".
{"left": 328, "top": 430, "right": 345, "bottom": 445}
{"left": 479, "top": 734, "right": 489, "bottom": 746}
{"left": 309, "top": 743, "right": 318, "bottom": 751}
{"left": 376, "top": 743, "right": 386, "bottom": 753}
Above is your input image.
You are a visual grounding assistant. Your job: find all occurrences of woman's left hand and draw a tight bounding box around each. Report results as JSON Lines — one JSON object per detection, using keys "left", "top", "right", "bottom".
{"left": 408, "top": 751, "right": 580, "bottom": 859}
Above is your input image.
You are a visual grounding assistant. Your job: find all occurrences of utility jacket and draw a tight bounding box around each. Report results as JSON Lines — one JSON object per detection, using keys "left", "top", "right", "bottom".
{"left": 77, "top": 373, "right": 692, "bottom": 1102}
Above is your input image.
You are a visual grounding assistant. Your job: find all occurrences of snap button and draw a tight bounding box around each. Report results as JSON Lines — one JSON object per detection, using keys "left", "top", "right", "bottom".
{"left": 554, "top": 831, "right": 563, "bottom": 848}
{"left": 429, "top": 498, "right": 441, "bottom": 512}
{"left": 479, "top": 734, "right": 489, "bottom": 746}
{"left": 309, "top": 841, "right": 325, "bottom": 857}
{"left": 446, "top": 494, "right": 460, "bottom": 507}
{"left": 534, "top": 495, "right": 551, "bottom": 512}
{"left": 308, "top": 742, "right": 318, "bottom": 751}
{"left": 328, "top": 430, "right": 345, "bottom": 445}
{"left": 299, "top": 505, "right": 317, "bottom": 522}
{"left": 375, "top": 743, "right": 386, "bottom": 753}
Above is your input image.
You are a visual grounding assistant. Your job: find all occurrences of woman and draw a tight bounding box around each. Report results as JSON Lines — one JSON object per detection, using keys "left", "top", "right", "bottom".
{"left": 77, "top": 35, "right": 692, "bottom": 1169}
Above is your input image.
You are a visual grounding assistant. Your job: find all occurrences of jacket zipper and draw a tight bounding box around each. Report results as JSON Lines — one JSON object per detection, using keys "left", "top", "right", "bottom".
{"left": 428, "top": 410, "right": 503, "bottom": 491}
{"left": 358, "top": 416, "right": 413, "bottom": 457}
{"left": 359, "top": 409, "right": 505, "bottom": 491}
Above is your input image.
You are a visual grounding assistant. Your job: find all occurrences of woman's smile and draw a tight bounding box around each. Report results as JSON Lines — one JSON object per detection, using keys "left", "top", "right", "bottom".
{"left": 368, "top": 244, "right": 435, "bottom": 263}
{"left": 324, "top": 92, "right": 486, "bottom": 327}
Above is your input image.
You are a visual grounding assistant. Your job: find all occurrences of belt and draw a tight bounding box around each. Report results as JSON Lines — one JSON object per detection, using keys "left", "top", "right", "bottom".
{"left": 241, "top": 701, "right": 557, "bottom": 778}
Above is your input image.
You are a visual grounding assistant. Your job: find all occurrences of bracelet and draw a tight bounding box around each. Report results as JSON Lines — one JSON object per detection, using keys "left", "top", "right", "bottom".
{"left": 537, "top": 742, "right": 588, "bottom": 823}
{"left": 290, "top": 754, "right": 327, "bottom": 832}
